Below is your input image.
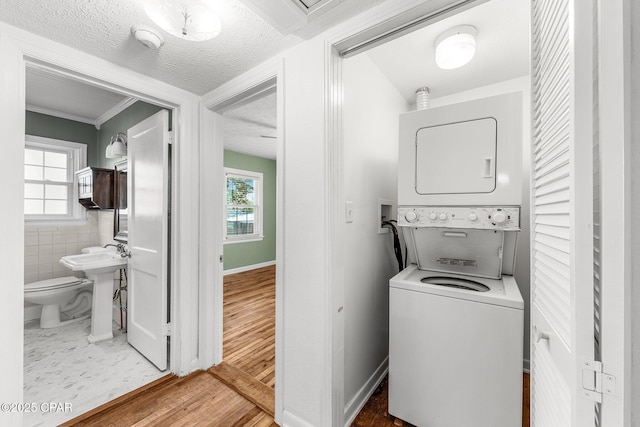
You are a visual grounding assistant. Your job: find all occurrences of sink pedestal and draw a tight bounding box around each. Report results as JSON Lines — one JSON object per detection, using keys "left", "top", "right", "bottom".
{"left": 59, "top": 250, "right": 128, "bottom": 344}
{"left": 86, "top": 272, "right": 116, "bottom": 343}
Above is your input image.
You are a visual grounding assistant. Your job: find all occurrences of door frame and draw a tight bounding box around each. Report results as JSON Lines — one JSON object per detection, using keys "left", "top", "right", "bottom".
{"left": 199, "top": 58, "right": 285, "bottom": 423}
{"left": 0, "top": 23, "right": 200, "bottom": 425}
{"left": 596, "top": 0, "right": 632, "bottom": 424}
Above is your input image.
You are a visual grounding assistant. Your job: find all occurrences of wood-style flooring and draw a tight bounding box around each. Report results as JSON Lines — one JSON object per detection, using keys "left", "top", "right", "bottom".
{"left": 63, "top": 265, "right": 531, "bottom": 426}
{"left": 223, "top": 265, "right": 276, "bottom": 388}
{"left": 60, "top": 370, "right": 276, "bottom": 426}
{"left": 352, "top": 373, "right": 531, "bottom": 427}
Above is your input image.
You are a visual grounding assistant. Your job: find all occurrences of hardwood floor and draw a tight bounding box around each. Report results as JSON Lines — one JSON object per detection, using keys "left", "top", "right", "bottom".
{"left": 63, "top": 265, "right": 531, "bottom": 426}
{"left": 61, "top": 371, "right": 276, "bottom": 426}
{"left": 352, "top": 373, "right": 531, "bottom": 427}
{"left": 223, "top": 265, "right": 276, "bottom": 388}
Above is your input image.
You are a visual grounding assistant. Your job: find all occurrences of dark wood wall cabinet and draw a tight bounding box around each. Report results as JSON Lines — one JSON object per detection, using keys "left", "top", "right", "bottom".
{"left": 76, "top": 167, "right": 115, "bottom": 209}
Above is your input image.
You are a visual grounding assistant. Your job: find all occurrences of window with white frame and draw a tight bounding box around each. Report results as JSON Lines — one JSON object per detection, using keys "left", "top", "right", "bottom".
{"left": 224, "top": 168, "right": 263, "bottom": 243}
{"left": 24, "top": 135, "right": 87, "bottom": 222}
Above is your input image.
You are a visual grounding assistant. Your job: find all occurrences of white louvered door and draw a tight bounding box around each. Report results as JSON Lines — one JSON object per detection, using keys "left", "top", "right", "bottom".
{"left": 530, "top": 0, "right": 597, "bottom": 426}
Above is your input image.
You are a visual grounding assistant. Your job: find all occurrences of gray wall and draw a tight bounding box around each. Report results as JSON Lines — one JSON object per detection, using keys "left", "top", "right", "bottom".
{"left": 25, "top": 111, "right": 98, "bottom": 165}
{"left": 97, "top": 101, "right": 167, "bottom": 169}
{"left": 223, "top": 149, "right": 277, "bottom": 271}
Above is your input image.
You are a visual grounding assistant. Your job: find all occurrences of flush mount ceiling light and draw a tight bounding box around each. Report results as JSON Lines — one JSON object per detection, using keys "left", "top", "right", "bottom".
{"left": 434, "top": 25, "right": 478, "bottom": 70}
{"left": 143, "top": 0, "right": 222, "bottom": 41}
{"left": 132, "top": 25, "right": 165, "bottom": 49}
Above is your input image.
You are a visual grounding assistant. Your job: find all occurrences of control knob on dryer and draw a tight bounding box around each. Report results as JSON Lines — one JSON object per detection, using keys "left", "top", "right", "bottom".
{"left": 428, "top": 212, "right": 437, "bottom": 221}
{"left": 405, "top": 210, "right": 418, "bottom": 223}
{"left": 492, "top": 211, "right": 508, "bottom": 225}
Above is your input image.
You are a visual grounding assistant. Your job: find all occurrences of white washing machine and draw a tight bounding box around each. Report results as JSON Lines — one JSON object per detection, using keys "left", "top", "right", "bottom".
{"left": 389, "top": 206, "right": 524, "bottom": 426}
{"left": 389, "top": 264, "right": 524, "bottom": 427}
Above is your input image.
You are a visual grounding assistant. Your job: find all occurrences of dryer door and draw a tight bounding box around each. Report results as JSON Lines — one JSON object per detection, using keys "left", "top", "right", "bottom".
{"left": 415, "top": 117, "right": 497, "bottom": 195}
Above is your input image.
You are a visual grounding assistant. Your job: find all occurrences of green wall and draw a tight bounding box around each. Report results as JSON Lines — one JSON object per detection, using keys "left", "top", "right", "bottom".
{"left": 25, "top": 111, "right": 99, "bottom": 165}
{"left": 224, "top": 150, "right": 277, "bottom": 271}
{"left": 97, "top": 101, "right": 167, "bottom": 169}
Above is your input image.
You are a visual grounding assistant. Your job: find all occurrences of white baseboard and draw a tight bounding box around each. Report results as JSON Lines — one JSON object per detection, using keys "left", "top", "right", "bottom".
{"left": 223, "top": 260, "right": 275, "bottom": 276}
{"left": 282, "top": 409, "right": 316, "bottom": 427}
{"left": 343, "top": 357, "right": 389, "bottom": 427}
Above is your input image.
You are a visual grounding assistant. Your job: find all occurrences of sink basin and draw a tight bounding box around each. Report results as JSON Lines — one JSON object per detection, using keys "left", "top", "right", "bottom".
{"left": 60, "top": 251, "right": 127, "bottom": 275}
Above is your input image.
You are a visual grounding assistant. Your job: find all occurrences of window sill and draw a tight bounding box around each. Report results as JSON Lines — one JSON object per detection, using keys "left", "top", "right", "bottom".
{"left": 223, "top": 235, "right": 264, "bottom": 245}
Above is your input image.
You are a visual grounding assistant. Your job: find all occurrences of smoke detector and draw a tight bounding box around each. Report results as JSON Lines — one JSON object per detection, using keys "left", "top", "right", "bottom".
{"left": 132, "top": 25, "right": 165, "bottom": 49}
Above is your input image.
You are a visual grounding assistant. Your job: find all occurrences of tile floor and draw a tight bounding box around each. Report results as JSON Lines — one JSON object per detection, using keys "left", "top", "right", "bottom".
{"left": 23, "top": 318, "right": 165, "bottom": 427}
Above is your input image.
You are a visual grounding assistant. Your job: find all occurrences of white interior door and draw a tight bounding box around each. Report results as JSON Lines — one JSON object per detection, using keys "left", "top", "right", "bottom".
{"left": 530, "top": 0, "right": 597, "bottom": 425}
{"left": 127, "top": 110, "right": 170, "bottom": 371}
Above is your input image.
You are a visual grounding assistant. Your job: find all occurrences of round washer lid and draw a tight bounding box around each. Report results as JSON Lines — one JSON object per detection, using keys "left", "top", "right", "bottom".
{"left": 25, "top": 276, "right": 84, "bottom": 292}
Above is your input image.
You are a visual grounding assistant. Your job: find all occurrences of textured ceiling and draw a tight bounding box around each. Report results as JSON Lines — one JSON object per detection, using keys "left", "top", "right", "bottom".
{"left": 0, "top": 0, "right": 385, "bottom": 96}
{"left": 365, "top": 0, "right": 530, "bottom": 102}
{"left": 223, "top": 92, "right": 277, "bottom": 159}
{"left": 0, "top": 0, "right": 302, "bottom": 96}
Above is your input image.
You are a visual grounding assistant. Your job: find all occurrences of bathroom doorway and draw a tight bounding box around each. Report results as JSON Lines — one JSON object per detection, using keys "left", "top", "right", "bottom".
{"left": 22, "top": 64, "right": 173, "bottom": 425}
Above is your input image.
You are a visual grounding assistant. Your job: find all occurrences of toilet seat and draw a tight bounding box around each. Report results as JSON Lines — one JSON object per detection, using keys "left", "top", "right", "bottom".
{"left": 24, "top": 276, "right": 87, "bottom": 292}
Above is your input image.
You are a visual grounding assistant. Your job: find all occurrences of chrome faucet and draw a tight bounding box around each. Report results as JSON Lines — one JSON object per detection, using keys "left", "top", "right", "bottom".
{"left": 103, "top": 243, "right": 131, "bottom": 258}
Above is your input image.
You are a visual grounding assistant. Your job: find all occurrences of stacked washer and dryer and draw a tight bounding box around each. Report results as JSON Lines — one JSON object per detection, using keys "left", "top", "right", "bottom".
{"left": 389, "top": 92, "right": 525, "bottom": 427}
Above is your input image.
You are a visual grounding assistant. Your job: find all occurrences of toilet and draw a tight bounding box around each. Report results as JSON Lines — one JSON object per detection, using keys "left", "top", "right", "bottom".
{"left": 24, "top": 276, "right": 93, "bottom": 328}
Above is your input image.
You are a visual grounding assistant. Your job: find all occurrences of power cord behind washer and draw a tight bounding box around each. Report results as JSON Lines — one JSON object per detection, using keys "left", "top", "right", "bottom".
{"left": 382, "top": 220, "right": 403, "bottom": 272}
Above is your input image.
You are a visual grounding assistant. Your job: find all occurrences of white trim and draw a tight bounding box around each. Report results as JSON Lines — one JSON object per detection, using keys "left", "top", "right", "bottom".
{"left": 597, "top": 0, "right": 631, "bottom": 424}
{"left": 224, "top": 167, "right": 264, "bottom": 242}
{"left": 343, "top": 358, "right": 388, "bottom": 427}
{"left": 223, "top": 260, "right": 276, "bottom": 276}
{"left": 94, "top": 97, "right": 137, "bottom": 129}
{"left": 200, "top": 58, "right": 284, "bottom": 424}
{"left": 26, "top": 103, "right": 95, "bottom": 126}
{"left": 0, "top": 22, "right": 200, "bottom": 425}
{"left": 24, "top": 134, "right": 87, "bottom": 222}
{"left": 282, "top": 410, "right": 317, "bottom": 427}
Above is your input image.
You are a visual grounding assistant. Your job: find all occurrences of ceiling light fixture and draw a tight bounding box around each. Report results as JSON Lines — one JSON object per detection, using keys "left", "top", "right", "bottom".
{"left": 143, "top": 0, "right": 222, "bottom": 42}
{"left": 434, "top": 25, "right": 477, "bottom": 70}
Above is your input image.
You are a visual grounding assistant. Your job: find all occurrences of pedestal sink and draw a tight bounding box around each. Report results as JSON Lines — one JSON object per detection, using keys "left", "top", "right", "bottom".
{"left": 60, "top": 251, "right": 128, "bottom": 343}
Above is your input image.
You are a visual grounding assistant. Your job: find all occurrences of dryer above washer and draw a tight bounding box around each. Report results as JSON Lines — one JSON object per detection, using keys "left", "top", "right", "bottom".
{"left": 398, "top": 92, "right": 523, "bottom": 206}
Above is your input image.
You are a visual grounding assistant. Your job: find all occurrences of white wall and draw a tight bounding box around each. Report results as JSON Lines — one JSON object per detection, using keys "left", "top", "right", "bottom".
{"left": 279, "top": 36, "right": 331, "bottom": 427}
{"left": 631, "top": 0, "right": 640, "bottom": 422}
{"left": 430, "top": 76, "right": 532, "bottom": 370}
{"left": 342, "top": 53, "right": 409, "bottom": 423}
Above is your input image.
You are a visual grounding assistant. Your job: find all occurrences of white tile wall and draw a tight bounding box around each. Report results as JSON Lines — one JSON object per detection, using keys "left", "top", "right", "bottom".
{"left": 24, "top": 212, "right": 100, "bottom": 285}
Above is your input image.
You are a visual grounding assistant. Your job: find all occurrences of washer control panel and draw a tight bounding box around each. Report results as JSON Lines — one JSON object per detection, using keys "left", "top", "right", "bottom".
{"left": 398, "top": 206, "right": 520, "bottom": 230}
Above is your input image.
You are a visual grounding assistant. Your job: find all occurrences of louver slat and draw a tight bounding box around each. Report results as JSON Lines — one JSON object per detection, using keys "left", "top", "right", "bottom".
{"left": 531, "top": 0, "right": 571, "bottom": 347}
{"left": 531, "top": 0, "right": 575, "bottom": 425}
